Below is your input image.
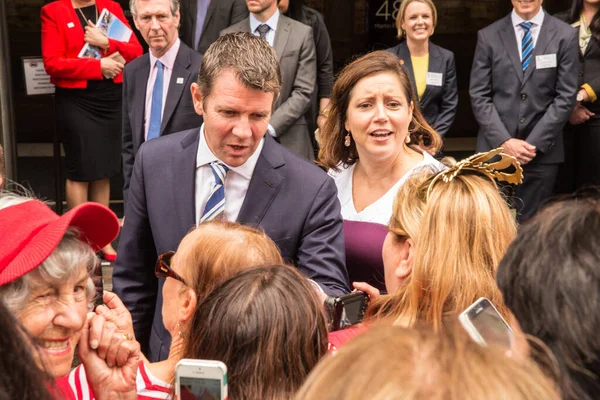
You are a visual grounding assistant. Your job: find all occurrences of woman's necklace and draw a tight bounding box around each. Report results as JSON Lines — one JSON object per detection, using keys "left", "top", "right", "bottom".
{"left": 75, "top": 2, "right": 98, "bottom": 25}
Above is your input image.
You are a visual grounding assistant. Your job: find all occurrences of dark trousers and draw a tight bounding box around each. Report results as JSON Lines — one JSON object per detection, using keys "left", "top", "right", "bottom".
{"left": 515, "top": 162, "right": 559, "bottom": 223}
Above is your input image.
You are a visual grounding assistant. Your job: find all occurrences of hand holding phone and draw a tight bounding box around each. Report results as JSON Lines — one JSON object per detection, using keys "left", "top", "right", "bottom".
{"left": 175, "top": 359, "right": 227, "bottom": 400}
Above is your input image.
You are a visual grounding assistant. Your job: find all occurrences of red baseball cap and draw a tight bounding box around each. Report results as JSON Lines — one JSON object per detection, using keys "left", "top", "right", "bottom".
{"left": 0, "top": 200, "right": 120, "bottom": 286}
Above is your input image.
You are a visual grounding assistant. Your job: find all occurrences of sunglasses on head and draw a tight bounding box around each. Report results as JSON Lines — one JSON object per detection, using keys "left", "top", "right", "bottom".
{"left": 155, "top": 251, "right": 187, "bottom": 285}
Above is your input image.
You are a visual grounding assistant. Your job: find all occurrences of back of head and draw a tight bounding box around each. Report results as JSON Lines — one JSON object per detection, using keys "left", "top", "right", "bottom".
{"left": 197, "top": 32, "right": 281, "bottom": 104}
{"left": 497, "top": 198, "right": 600, "bottom": 400}
{"left": 370, "top": 166, "right": 516, "bottom": 329}
{"left": 295, "top": 323, "right": 559, "bottom": 400}
{"left": 185, "top": 264, "right": 328, "bottom": 400}
{"left": 175, "top": 220, "right": 284, "bottom": 304}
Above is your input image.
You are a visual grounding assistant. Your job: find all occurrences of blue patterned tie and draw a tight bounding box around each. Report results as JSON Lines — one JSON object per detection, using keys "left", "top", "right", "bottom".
{"left": 147, "top": 60, "right": 163, "bottom": 140}
{"left": 201, "top": 161, "right": 229, "bottom": 222}
{"left": 520, "top": 22, "right": 534, "bottom": 71}
{"left": 256, "top": 24, "right": 270, "bottom": 41}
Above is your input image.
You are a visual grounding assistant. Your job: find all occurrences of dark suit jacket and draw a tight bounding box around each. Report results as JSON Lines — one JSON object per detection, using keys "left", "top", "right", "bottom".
{"left": 122, "top": 41, "right": 204, "bottom": 204}
{"left": 555, "top": 10, "right": 600, "bottom": 118}
{"left": 113, "top": 129, "right": 349, "bottom": 361}
{"left": 180, "top": 0, "right": 247, "bottom": 53}
{"left": 221, "top": 15, "right": 317, "bottom": 160}
{"left": 470, "top": 12, "right": 579, "bottom": 164}
{"left": 387, "top": 41, "right": 458, "bottom": 137}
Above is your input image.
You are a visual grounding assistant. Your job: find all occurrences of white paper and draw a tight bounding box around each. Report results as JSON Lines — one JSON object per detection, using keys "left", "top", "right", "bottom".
{"left": 426, "top": 72, "right": 443, "bottom": 87}
{"left": 22, "top": 58, "right": 55, "bottom": 95}
{"left": 535, "top": 54, "right": 557, "bottom": 69}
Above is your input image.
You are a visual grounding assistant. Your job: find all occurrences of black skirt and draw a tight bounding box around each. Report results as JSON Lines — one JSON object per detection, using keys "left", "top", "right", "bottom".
{"left": 55, "top": 80, "right": 122, "bottom": 182}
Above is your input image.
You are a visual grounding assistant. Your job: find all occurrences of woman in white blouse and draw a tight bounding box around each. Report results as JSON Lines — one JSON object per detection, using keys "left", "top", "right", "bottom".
{"left": 319, "top": 50, "right": 443, "bottom": 291}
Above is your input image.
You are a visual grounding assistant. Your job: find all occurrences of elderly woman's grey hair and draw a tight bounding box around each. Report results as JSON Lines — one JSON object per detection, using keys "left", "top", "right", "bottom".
{"left": 130, "top": 0, "right": 180, "bottom": 17}
{"left": 0, "top": 193, "right": 97, "bottom": 314}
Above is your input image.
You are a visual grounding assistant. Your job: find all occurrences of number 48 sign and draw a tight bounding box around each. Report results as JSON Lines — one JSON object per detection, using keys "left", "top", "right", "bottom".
{"left": 375, "top": 0, "right": 401, "bottom": 22}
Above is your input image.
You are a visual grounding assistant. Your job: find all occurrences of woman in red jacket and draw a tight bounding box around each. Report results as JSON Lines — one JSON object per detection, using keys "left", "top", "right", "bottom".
{"left": 41, "top": 0, "right": 141, "bottom": 260}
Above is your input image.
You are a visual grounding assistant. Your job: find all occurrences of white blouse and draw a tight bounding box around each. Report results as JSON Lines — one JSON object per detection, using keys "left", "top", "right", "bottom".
{"left": 329, "top": 153, "right": 445, "bottom": 225}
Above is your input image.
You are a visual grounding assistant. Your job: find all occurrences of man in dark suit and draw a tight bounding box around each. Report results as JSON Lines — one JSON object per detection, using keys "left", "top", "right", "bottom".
{"left": 113, "top": 32, "right": 349, "bottom": 362}
{"left": 470, "top": 0, "right": 579, "bottom": 221}
{"left": 180, "top": 0, "right": 247, "bottom": 54}
{"left": 221, "top": 0, "right": 317, "bottom": 160}
{"left": 122, "top": 0, "right": 204, "bottom": 203}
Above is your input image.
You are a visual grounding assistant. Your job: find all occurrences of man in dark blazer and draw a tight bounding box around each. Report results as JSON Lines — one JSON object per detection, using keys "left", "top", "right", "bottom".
{"left": 221, "top": 0, "right": 317, "bottom": 160}
{"left": 113, "top": 33, "right": 349, "bottom": 362}
{"left": 180, "top": 0, "right": 248, "bottom": 54}
{"left": 470, "top": 0, "right": 579, "bottom": 221}
{"left": 122, "top": 0, "right": 204, "bottom": 203}
{"left": 387, "top": 41, "right": 458, "bottom": 137}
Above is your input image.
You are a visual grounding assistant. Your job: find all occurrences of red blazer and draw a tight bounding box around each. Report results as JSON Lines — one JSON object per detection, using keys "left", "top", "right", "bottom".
{"left": 41, "top": 0, "right": 142, "bottom": 88}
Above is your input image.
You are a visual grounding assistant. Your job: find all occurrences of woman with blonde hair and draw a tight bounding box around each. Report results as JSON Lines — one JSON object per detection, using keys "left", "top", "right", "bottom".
{"left": 332, "top": 150, "right": 520, "bottom": 349}
{"left": 297, "top": 323, "right": 559, "bottom": 400}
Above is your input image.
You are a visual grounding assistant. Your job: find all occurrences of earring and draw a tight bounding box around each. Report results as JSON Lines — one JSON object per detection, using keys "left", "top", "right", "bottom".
{"left": 405, "top": 135, "right": 411, "bottom": 144}
{"left": 344, "top": 133, "right": 351, "bottom": 147}
{"left": 176, "top": 322, "right": 185, "bottom": 339}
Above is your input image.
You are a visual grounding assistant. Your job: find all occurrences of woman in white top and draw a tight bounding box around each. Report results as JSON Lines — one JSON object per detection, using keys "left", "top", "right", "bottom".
{"left": 319, "top": 50, "right": 443, "bottom": 291}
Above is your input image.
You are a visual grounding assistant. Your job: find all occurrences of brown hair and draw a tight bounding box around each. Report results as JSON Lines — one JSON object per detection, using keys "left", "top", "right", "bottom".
{"left": 185, "top": 264, "right": 328, "bottom": 400}
{"left": 396, "top": 0, "right": 438, "bottom": 39}
{"left": 197, "top": 32, "right": 282, "bottom": 108}
{"left": 368, "top": 166, "right": 516, "bottom": 329}
{"left": 318, "top": 51, "right": 441, "bottom": 171}
{"left": 174, "top": 220, "right": 284, "bottom": 306}
{"left": 295, "top": 323, "right": 560, "bottom": 400}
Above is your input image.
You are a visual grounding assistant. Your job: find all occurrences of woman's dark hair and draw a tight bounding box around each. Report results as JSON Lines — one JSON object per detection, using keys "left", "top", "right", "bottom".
{"left": 0, "top": 299, "right": 55, "bottom": 400}
{"left": 497, "top": 198, "right": 600, "bottom": 400}
{"left": 183, "top": 264, "right": 328, "bottom": 400}
{"left": 569, "top": 0, "right": 600, "bottom": 42}
{"left": 283, "top": 0, "right": 307, "bottom": 24}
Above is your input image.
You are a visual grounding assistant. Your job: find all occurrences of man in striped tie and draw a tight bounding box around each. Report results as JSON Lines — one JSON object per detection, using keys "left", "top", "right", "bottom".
{"left": 113, "top": 32, "right": 349, "bottom": 362}
{"left": 469, "top": 0, "right": 579, "bottom": 222}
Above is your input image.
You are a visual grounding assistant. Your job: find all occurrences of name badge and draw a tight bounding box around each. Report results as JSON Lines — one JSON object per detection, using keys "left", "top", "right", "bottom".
{"left": 67, "top": 22, "right": 75, "bottom": 28}
{"left": 426, "top": 72, "right": 443, "bottom": 87}
{"left": 176, "top": 77, "right": 184, "bottom": 84}
{"left": 535, "top": 54, "right": 557, "bottom": 69}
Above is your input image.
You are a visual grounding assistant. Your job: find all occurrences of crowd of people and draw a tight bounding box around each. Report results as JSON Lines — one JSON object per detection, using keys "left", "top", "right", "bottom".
{"left": 0, "top": 0, "right": 599, "bottom": 398}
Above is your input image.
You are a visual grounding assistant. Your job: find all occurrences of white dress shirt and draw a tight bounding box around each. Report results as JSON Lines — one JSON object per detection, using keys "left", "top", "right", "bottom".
{"left": 249, "top": 9, "right": 280, "bottom": 47}
{"left": 511, "top": 8, "right": 545, "bottom": 60}
{"left": 144, "top": 38, "right": 181, "bottom": 140}
{"left": 195, "top": 124, "right": 265, "bottom": 225}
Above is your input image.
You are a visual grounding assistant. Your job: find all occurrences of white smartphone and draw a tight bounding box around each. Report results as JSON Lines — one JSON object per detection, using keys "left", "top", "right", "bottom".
{"left": 175, "top": 359, "right": 227, "bottom": 400}
{"left": 459, "top": 297, "right": 513, "bottom": 348}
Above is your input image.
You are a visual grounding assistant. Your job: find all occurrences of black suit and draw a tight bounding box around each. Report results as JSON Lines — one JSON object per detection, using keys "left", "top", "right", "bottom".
{"left": 387, "top": 40, "right": 458, "bottom": 137}
{"left": 121, "top": 41, "right": 203, "bottom": 204}
{"left": 180, "top": 0, "right": 247, "bottom": 53}
{"left": 554, "top": 10, "right": 600, "bottom": 192}
{"left": 113, "top": 129, "right": 349, "bottom": 361}
{"left": 470, "top": 11, "right": 579, "bottom": 220}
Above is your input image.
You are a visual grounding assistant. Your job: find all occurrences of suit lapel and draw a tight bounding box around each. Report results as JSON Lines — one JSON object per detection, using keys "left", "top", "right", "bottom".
{"left": 201, "top": 0, "right": 218, "bottom": 35}
{"left": 273, "top": 16, "right": 291, "bottom": 60}
{"left": 171, "top": 129, "right": 200, "bottom": 232}
{"left": 237, "top": 136, "right": 285, "bottom": 227}
{"left": 397, "top": 42, "right": 417, "bottom": 97}
{"left": 420, "top": 43, "right": 442, "bottom": 106}
{"left": 523, "top": 15, "right": 557, "bottom": 85}
{"left": 498, "top": 15, "right": 524, "bottom": 82}
{"left": 160, "top": 45, "right": 191, "bottom": 135}
{"left": 133, "top": 58, "right": 150, "bottom": 147}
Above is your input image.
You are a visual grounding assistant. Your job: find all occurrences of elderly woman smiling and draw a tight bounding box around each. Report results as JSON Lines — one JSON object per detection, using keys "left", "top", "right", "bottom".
{"left": 0, "top": 193, "right": 140, "bottom": 399}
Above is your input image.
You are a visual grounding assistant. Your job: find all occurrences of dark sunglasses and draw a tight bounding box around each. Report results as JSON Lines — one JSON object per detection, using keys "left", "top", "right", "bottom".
{"left": 155, "top": 251, "right": 187, "bottom": 285}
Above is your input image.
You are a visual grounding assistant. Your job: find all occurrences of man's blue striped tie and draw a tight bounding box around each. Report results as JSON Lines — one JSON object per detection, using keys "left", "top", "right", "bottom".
{"left": 200, "top": 161, "right": 229, "bottom": 222}
{"left": 147, "top": 60, "right": 163, "bottom": 140}
{"left": 520, "top": 22, "right": 534, "bottom": 71}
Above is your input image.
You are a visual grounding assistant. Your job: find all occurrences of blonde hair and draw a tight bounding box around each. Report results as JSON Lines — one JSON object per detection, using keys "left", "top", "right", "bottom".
{"left": 396, "top": 0, "right": 438, "bottom": 39}
{"left": 295, "top": 323, "right": 560, "bottom": 400}
{"left": 174, "top": 220, "right": 284, "bottom": 305}
{"left": 368, "top": 166, "right": 517, "bottom": 329}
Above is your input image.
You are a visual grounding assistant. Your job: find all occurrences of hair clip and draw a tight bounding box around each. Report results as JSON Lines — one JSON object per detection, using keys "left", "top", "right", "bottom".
{"left": 426, "top": 147, "right": 523, "bottom": 200}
